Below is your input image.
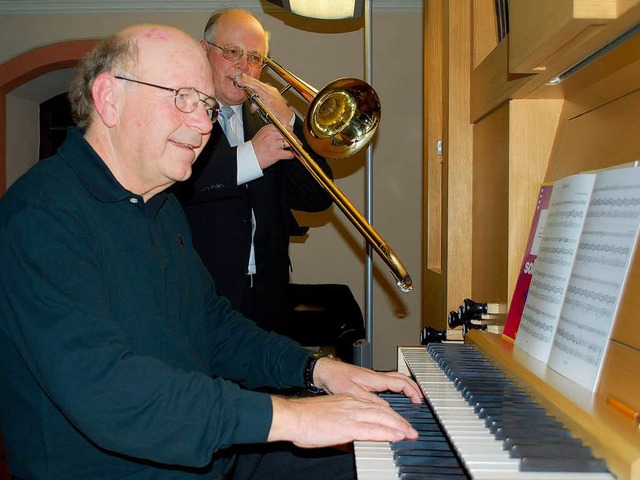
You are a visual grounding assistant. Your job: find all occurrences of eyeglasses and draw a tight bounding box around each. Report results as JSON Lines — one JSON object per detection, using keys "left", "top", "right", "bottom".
{"left": 113, "top": 75, "right": 219, "bottom": 121}
{"left": 206, "top": 42, "right": 266, "bottom": 69}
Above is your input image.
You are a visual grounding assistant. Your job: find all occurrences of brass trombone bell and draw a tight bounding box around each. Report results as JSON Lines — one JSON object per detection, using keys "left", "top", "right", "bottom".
{"left": 265, "top": 57, "right": 381, "bottom": 160}
{"left": 305, "top": 78, "right": 381, "bottom": 159}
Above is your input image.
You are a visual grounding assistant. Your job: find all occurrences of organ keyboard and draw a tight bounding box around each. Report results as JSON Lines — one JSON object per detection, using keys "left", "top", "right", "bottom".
{"left": 355, "top": 331, "right": 640, "bottom": 480}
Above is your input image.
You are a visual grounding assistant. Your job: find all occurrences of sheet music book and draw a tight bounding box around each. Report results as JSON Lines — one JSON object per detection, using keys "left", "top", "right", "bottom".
{"left": 515, "top": 166, "right": 640, "bottom": 391}
{"left": 503, "top": 184, "right": 553, "bottom": 341}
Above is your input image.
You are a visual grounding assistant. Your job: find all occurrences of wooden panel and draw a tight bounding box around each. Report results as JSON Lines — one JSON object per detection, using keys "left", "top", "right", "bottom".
{"left": 509, "top": 0, "right": 617, "bottom": 74}
{"left": 472, "top": 0, "right": 499, "bottom": 69}
{"left": 598, "top": 340, "right": 640, "bottom": 415}
{"left": 611, "top": 245, "right": 640, "bottom": 351}
{"left": 506, "top": 100, "right": 563, "bottom": 303}
{"left": 532, "top": 0, "right": 640, "bottom": 81}
{"left": 471, "top": 1, "right": 640, "bottom": 122}
{"left": 424, "top": 0, "right": 475, "bottom": 332}
{"left": 472, "top": 105, "right": 509, "bottom": 305}
{"left": 422, "top": 0, "right": 448, "bottom": 331}
{"left": 528, "top": 31, "right": 640, "bottom": 106}
{"left": 425, "top": 0, "right": 444, "bottom": 272}
{"left": 445, "top": 0, "right": 473, "bottom": 316}
{"left": 546, "top": 87, "right": 640, "bottom": 182}
{"left": 470, "top": 39, "right": 533, "bottom": 122}
{"left": 470, "top": 100, "right": 561, "bottom": 315}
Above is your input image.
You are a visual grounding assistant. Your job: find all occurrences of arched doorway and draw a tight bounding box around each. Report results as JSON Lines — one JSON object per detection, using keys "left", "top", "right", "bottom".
{"left": 0, "top": 39, "right": 99, "bottom": 195}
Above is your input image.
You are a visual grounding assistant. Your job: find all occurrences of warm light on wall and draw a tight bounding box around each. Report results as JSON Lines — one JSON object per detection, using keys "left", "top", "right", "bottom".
{"left": 266, "top": 0, "right": 364, "bottom": 20}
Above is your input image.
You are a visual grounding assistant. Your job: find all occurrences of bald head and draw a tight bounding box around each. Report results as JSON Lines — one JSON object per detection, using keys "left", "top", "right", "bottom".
{"left": 124, "top": 24, "right": 209, "bottom": 79}
{"left": 203, "top": 8, "right": 270, "bottom": 54}
{"left": 69, "top": 24, "right": 212, "bottom": 130}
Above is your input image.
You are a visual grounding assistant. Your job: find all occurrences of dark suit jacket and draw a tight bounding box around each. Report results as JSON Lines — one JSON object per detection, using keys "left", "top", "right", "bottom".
{"left": 173, "top": 102, "right": 333, "bottom": 332}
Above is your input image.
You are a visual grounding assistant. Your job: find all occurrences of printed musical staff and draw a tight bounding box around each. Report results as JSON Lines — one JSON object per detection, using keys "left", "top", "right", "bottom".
{"left": 515, "top": 166, "right": 640, "bottom": 391}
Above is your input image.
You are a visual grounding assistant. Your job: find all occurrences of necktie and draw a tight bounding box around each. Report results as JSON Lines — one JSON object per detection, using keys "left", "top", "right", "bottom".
{"left": 219, "top": 106, "right": 239, "bottom": 147}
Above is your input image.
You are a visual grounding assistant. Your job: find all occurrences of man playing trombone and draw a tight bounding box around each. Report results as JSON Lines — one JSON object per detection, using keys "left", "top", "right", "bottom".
{"left": 173, "top": 8, "right": 334, "bottom": 336}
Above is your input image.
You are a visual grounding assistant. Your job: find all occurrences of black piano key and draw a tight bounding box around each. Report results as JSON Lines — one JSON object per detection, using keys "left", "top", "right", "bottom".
{"left": 494, "top": 424, "right": 572, "bottom": 440}
{"left": 475, "top": 404, "right": 546, "bottom": 416}
{"left": 463, "top": 389, "right": 529, "bottom": 399}
{"left": 502, "top": 434, "right": 585, "bottom": 450}
{"left": 391, "top": 440, "right": 453, "bottom": 451}
{"left": 463, "top": 385, "right": 530, "bottom": 396}
{"left": 401, "top": 474, "right": 469, "bottom": 480}
{"left": 482, "top": 405, "right": 556, "bottom": 420}
{"left": 486, "top": 415, "right": 564, "bottom": 432}
{"left": 394, "top": 448, "right": 456, "bottom": 458}
{"left": 509, "top": 443, "right": 594, "bottom": 459}
{"left": 475, "top": 403, "right": 542, "bottom": 415}
{"left": 401, "top": 472, "right": 468, "bottom": 480}
{"left": 405, "top": 423, "right": 442, "bottom": 432}
{"left": 395, "top": 455, "right": 463, "bottom": 467}
{"left": 396, "top": 409, "right": 436, "bottom": 416}
{"left": 400, "top": 465, "right": 467, "bottom": 476}
{"left": 415, "top": 432, "right": 453, "bottom": 439}
{"left": 458, "top": 382, "right": 524, "bottom": 393}
{"left": 398, "top": 410, "right": 437, "bottom": 418}
{"left": 464, "top": 389, "right": 531, "bottom": 399}
{"left": 447, "top": 368, "right": 504, "bottom": 379}
{"left": 520, "top": 456, "right": 610, "bottom": 472}
{"left": 452, "top": 376, "right": 510, "bottom": 389}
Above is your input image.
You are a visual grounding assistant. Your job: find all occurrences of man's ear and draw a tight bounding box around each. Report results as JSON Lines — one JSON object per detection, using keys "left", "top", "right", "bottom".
{"left": 91, "top": 73, "right": 119, "bottom": 128}
{"left": 199, "top": 39, "right": 209, "bottom": 54}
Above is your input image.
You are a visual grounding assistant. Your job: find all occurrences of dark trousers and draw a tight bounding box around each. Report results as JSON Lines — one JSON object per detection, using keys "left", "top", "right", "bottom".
{"left": 229, "top": 443, "right": 356, "bottom": 480}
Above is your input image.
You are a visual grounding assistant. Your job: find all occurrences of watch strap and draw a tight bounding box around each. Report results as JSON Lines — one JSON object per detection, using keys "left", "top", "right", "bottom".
{"left": 303, "top": 351, "right": 333, "bottom": 393}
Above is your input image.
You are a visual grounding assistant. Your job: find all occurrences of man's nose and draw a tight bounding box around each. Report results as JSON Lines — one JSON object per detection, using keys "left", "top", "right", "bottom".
{"left": 235, "top": 54, "right": 250, "bottom": 71}
{"left": 190, "top": 103, "right": 214, "bottom": 134}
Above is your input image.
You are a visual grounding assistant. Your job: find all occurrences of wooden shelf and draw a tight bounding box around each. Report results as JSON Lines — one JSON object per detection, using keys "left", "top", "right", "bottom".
{"left": 471, "top": 0, "right": 640, "bottom": 122}
{"left": 509, "top": 0, "right": 618, "bottom": 74}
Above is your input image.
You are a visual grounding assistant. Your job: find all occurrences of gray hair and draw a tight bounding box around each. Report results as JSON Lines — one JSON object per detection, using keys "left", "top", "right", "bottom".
{"left": 68, "top": 33, "right": 137, "bottom": 130}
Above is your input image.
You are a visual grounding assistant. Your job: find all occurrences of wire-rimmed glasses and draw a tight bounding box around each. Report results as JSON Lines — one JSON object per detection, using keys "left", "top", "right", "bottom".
{"left": 205, "top": 42, "right": 266, "bottom": 69}
{"left": 114, "top": 75, "right": 219, "bottom": 121}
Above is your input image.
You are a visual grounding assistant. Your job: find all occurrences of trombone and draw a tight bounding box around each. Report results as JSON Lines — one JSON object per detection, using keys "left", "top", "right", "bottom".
{"left": 236, "top": 58, "right": 412, "bottom": 292}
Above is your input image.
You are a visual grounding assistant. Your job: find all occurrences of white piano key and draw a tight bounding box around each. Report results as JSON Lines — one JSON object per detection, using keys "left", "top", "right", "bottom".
{"left": 353, "top": 441, "right": 397, "bottom": 480}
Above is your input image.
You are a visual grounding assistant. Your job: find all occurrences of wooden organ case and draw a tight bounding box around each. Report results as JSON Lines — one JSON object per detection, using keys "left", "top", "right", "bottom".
{"left": 415, "top": 1, "right": 640, "bottom": 479}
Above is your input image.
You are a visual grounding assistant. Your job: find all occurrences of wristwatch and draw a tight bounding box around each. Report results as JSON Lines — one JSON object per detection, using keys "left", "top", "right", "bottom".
{"left": 303, "top": 351, "right": 333, "bottom": 393}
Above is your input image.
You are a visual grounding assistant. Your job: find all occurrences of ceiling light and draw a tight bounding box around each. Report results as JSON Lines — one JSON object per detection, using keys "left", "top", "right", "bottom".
{"left": 265, "top": 0, "right": 364, "bottom": 20}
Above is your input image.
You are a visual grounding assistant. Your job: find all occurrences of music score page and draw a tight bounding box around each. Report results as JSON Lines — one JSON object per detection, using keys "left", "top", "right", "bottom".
{"left": 516, "top": 166, "right": 640, "bottom": 391}
{"left": 515, "top": 173, "right": 595, "bottom": 362}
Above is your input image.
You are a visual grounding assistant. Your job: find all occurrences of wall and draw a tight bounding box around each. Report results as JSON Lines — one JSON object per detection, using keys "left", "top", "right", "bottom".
{"left": 0, "top": 8, "right": 423, "bottom": 370}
